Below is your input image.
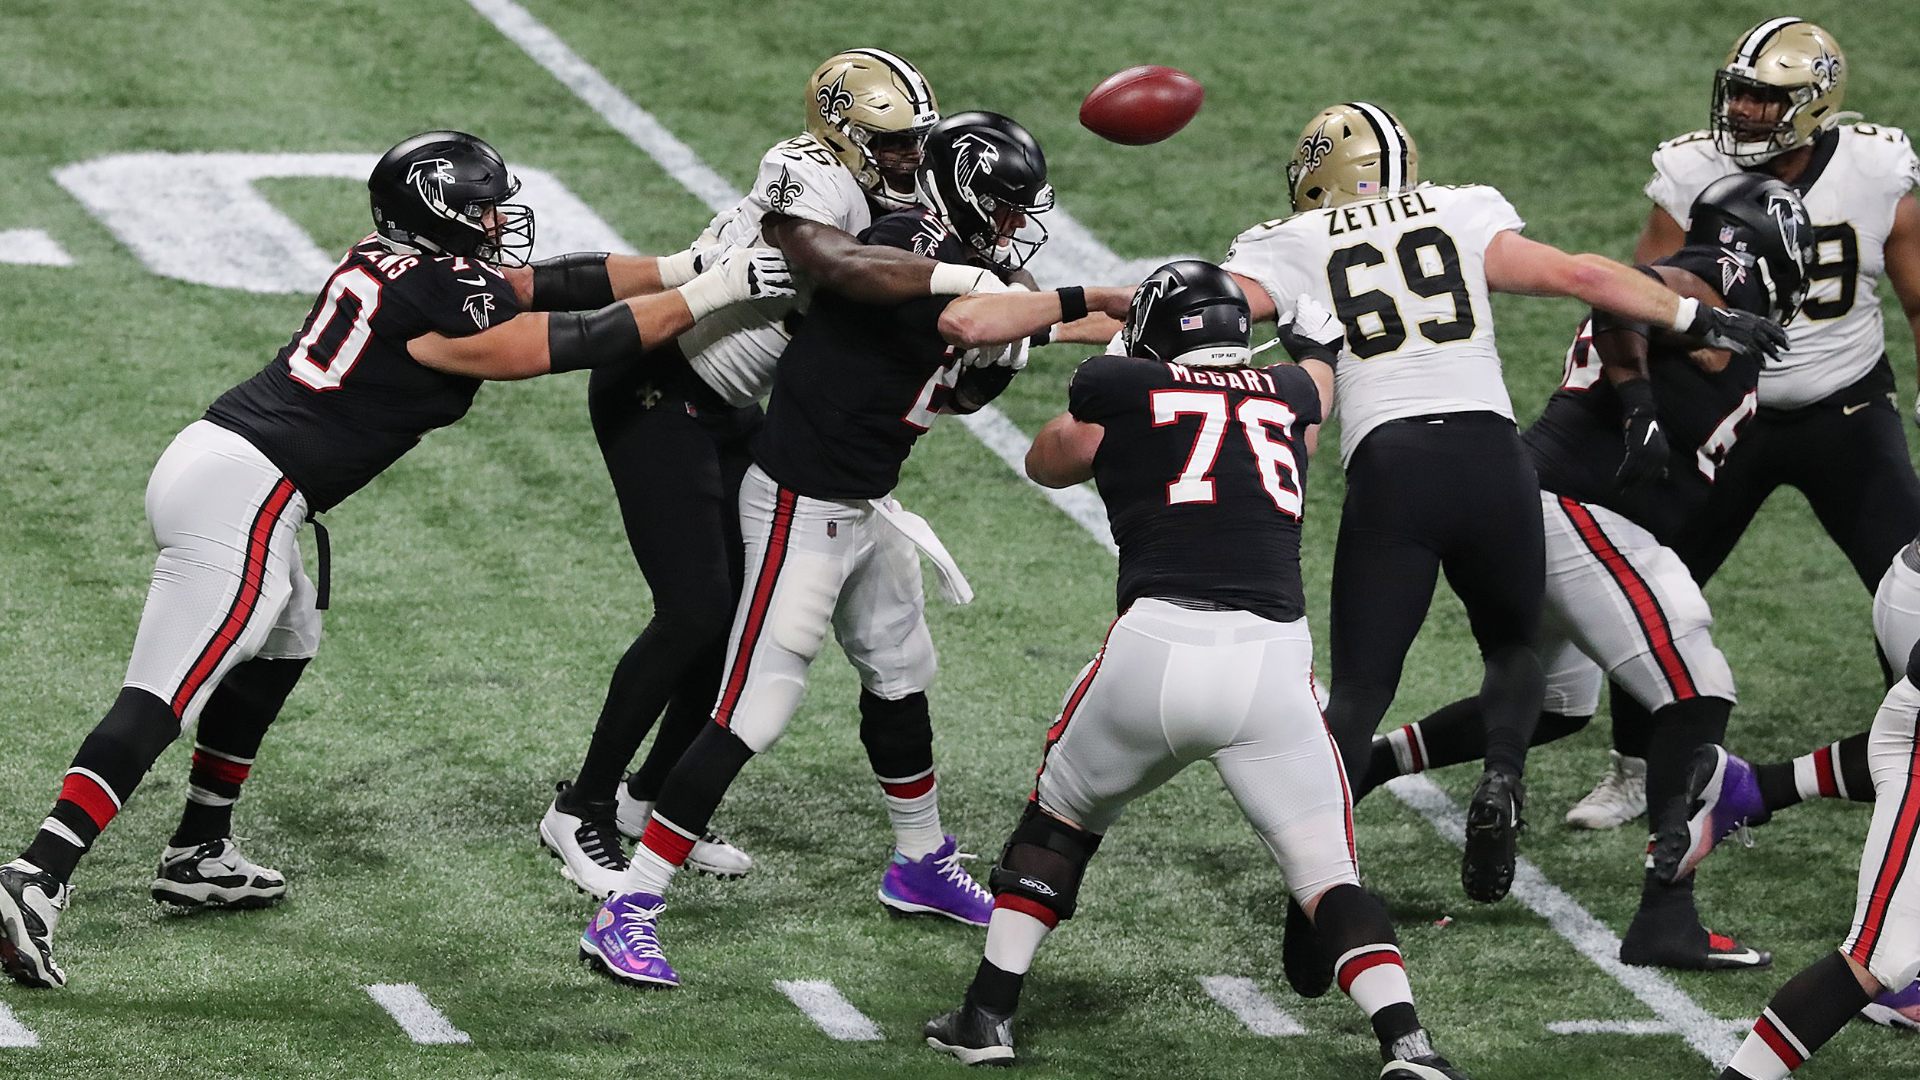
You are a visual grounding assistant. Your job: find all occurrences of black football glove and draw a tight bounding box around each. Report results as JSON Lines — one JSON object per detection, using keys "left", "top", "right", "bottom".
{"left": 1614, "top": 378, "right": 1669, "bottom": 490}
{"left": 1682, "top": 302, "right": 1789, "bottom": 364}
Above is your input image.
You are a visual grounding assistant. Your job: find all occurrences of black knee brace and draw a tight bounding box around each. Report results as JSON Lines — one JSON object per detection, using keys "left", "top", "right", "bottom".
{"left": 858, "top": 689, "right": 933, "bottom": 780}
{"left": 987, "top": 803, "right": 1102, "bottom": 922}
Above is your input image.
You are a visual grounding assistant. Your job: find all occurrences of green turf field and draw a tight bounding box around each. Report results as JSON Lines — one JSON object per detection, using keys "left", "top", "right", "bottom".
{"left": 3, "top": 1, "right": 1919, "bottom": 1077}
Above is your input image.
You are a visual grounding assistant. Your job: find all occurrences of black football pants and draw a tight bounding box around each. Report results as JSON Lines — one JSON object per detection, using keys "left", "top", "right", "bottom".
{"left": 1325, "top": 413, "right": 1547, "bottom": 784}
{"left": 569, "top": 359, "right": 758, "bottom": 807}
{"left": 1608, "top": 376, "right": 1920, "bottom": 757}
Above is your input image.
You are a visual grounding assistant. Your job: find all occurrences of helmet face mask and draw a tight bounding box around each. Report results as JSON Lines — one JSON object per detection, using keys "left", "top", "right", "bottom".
{"left": 918, "top": 112, "right": 1054, "bottom": 271}
{"left": 1286, "top": 102, "right": 1419, "bottom": 213}
{"left": 1123, "top": 260, "right": 1252, "bottom": 368}
{"left": 805, "top": 49, "right": 940, "bottom": 211}
{"left": 1710, "top": 19, "right": 1847, "bottom": 166}
{"left": 369, "top": 131, "right": 536, "bottom": 267}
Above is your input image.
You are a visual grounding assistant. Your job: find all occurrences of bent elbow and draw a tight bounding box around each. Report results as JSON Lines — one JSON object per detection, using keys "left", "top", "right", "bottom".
{"left": 939, "top": 310, "right": 992, "bottom": 350}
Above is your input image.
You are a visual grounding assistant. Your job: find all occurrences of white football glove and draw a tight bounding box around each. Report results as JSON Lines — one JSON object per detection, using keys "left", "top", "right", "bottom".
{"left": 677, "top": 247, "right": 795, "bottom": 320}
{"left": 654, "top": 243, "right": 725, "bottom": 288}
{"left": 1287, "top": 294, "right": 1345, "bottom": 349}
{"left": 960, "top": 337, "right": 1029, "bottom": 371}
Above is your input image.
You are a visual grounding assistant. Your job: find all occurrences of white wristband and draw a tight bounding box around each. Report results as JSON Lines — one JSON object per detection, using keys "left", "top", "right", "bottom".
{"left": 677, "top": 270, "right": 735, "bottom": 322}
{"left": 657, "top": 248, "right": 700, "bottom": 288}
{"left": 1669, "top": 296, "right": 1699, "bottom": 333}
{"left": 929, "top": 262, "right": 993, "bottom": 296}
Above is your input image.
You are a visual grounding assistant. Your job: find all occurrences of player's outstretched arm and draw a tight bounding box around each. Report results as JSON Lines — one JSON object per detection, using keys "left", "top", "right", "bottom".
{"left": 1631, "top": 206, "right": 1686, "bottom": 266}
{"left": 765, "top": 215, "right": 998, "bottom": 303}
{"left": 1483, "top": 230, "right": 1789, "bottom": 362}
{"left": 1882, "top": 194, "right": 1920, "bottom": 410}
{"left": 1026, "top": 412, "right": 1104, "bottom": 488}
{"left": 940, "top": 286, "right": 1133, "bottom": 349}
{"left": 1228, "top": 273, "right": 1279, "bottom": 324}
{"left": 409, "top": 249, "right": 795, "bottom": 380}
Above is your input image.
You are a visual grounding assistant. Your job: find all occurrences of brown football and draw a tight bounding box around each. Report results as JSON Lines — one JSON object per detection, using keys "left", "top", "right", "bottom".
{"left": 1079, "top": 65, "right": 1204, "bottom": 146}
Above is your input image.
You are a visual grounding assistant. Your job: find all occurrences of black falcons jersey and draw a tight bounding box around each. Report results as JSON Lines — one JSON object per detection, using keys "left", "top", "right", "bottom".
{"left": 205, "top": 235, "right": 521, "bottom": 512}
{"left": 1523, "top": 250, "right": 1766, "bottom": 544}
{"left": 1069, "top": 354, "right": 1323, "bottom": 623}
{"left": 754, "top": 207, "right": 993, "bottom": 501}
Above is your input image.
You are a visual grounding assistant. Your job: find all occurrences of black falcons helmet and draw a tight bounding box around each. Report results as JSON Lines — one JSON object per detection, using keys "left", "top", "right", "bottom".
{"left": 1682, "top": 172, "right": 1814, "bottom": 325}
{"left": 917, "top": 111, "right": 1054, "bottom": 270}
{"left": 368, "top": 130, "right": 535, "bottom": 267}
{"left": 1123, "top": 260, "right": 1253, "bottom": 368}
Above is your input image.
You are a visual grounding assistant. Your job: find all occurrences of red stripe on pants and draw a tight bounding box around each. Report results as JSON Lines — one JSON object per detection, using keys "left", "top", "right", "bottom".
{"left": 1851, "top": 724, "right": 1920, "bottom": 967}
{"left": 1814, "top": 746, "right": 1838, "bottom": 798}
{"left": 191, "top": 751, "right": 252, "bottom": 787}
{"left": 1030, "top": 618, "right": 1118, "bottom": 799}
{"left": 58, "top": 772, "right": 119, "bottom": 831}
{"left": 713, "top": 487, "right": 798, "bottom": 728}
{"left": 170, "top": 478, "right": 298, "bottom": 718}
{"left": 1558, "top": 497, "right": 1697, "bottom": 700}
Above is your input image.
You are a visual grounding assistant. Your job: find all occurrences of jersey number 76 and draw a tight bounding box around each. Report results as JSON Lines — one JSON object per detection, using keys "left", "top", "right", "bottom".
{"left": 1151, "top": 389, "right": 1303, "bottom": 518}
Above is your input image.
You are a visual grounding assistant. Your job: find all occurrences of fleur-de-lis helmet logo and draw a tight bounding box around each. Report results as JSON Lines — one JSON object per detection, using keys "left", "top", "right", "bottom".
{"left": 816, "top": 70, "right": 854, "bottom": 123}
{"left": 1298, "top": 123, "right": 1336, "bottom": 174}
{"left": 1808, "top": 48, "right": 1842, "bottom": 93}
{"left": 406, "top": 158, "right": 458, "bottom": 215}
{"left": 766, "top": 165, "right": 804, "bottom": 212}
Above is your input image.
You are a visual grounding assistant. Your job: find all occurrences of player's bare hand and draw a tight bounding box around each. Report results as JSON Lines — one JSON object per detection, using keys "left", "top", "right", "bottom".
{"left": 1686, "top": 345, "right": 1732, "bottom": 374}
{"left": 1086, "top": 285, "right": 1135, "bottom": 318}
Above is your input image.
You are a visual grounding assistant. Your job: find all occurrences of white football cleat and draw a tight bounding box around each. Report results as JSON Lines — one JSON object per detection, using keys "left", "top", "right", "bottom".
{"left": 540, "top": 783, "right": 630, "bottom": 899}
{"left": 616, "top": 783, "right": 753, "bottom": 880}
{"left": 151, "top": 838, "right": 287, "bottom": 909}
{"left": 0, "top": 860, "right": 68, "bottom": 988}
{"left": 1564, "top": 751, "right": 1647, "bottom": 830}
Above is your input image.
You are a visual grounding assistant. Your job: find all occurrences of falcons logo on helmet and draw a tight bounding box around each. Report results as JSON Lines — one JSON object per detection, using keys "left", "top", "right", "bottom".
{"left": 464, "top": 292, "right": 496, "bottom": 330}
{"left": 407, "top": 158, "right": 458, "bottom": 216}
{"left": 1125, "top": 276, "right": 1167, "bottom": 354}
{"left": 1766, "top": 190, "right": 1807, "bottom": 264}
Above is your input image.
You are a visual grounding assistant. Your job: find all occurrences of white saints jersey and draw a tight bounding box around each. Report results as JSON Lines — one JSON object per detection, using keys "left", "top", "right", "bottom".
{"left": 1647, "top": 123, "right": 1920, "bottom": 408}
{"left": 679, "top": 134, "right": 873, "bottom": 406}
{"left": 1223, "top": 183, "right": 1526, "bottom": 464}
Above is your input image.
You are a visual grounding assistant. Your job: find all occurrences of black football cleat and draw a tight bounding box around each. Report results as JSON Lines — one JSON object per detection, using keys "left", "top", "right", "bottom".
{"left": 1461, "top": 767, "right": 1523, "bottom": 904}
{"left": 1282, "top": 894, "right": 1333, "bottom": 998}
{"left": 0, "top": 860, "right": 69, "bottom": 989}
{"left": 1620, "top": 914, "right": 1770, "bottom": 970}
{"left": 925, "top": 1002, "right": 1015, "bottom": 1066}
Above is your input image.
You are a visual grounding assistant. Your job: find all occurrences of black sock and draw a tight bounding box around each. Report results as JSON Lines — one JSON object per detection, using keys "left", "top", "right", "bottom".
{"left": 172, "top": 657, "right": 306, "bottom": 846}
{"left": 1610, "top": 681, "right": 1655, "bottom": 759}
{"left": 966, "top": 958, "right": 1024, "bottom": 1015}
{"left": 1358, "top": 703, "right": 1590, "bottom": 803}
{"left": 1753, "top": 761, "right": 1802, "bottom": 815}
{"left": 646, "top": 722, "right": 756, "bottom": 841}
{"left": 1478, "top": 645, "right": 1545, "bottom": 777}
{"left": 1645, "top": 697, "right": 1732, "bottom": 835}
{"left": 858, "top": 689, "right": 935, "bottom": 779}
{"left": 22, "top": 688, "right": 178, "bottom": 883}
{"left": 1371, "top": 1002, "right": 1421, "bottom": 1047}
{"left": 1721, "top": 952, "right": 1873, "bottom": 1079}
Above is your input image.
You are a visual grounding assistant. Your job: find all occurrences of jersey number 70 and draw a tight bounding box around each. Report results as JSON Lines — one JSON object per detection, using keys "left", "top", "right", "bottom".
{"left": 1151, "top": 389, "right": 1303, "bottom": 518}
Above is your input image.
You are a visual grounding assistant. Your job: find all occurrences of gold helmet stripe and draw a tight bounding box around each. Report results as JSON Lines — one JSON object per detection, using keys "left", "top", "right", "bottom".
{"left": 1348, "top": 100, "right": 1409, "bottom": 193}
{"left": 844, "top": 47, "right": 934, "bottom": 113}
{"left": 1736, "top": 16, "right": 1806, "bottom": 66}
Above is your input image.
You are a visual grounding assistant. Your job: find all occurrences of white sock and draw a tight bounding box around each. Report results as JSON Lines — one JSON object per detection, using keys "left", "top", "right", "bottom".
{"left": 1336, "top": 944, "right": 1413, "bottom": 1015}
{"left": 983, "top": 905, "right": 1054, "bottom": 975}
{"left": 878, "top": 769, "right": 944, "bottom": 858}
{"left": 620, "top": 813, "right": 694, "bottom": 897}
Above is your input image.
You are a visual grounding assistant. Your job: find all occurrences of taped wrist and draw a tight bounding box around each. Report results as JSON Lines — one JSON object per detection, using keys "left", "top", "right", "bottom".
{"left": 1055, "top": 286, "right": 1088, "bottom": 324}
{"left": 988, "top": 802, "right": 1102, "bottom": 923}
{"left": 548, "top": 304, "right": 643, "bottom": 373}
{"left": 530, "top": 252, "right": 614, "bottom": 311}
{"left": 1615, "top": 376, "right": 1657, "bottom": 417}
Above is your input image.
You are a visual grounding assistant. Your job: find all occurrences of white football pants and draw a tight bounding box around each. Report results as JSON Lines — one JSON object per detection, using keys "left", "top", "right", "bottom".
{"left": 1032, "top": 598, "right": 1360, "bottom": 905}
{"left": 1842, "top": 675, "right": 1920, "bottom": 989}
{"left": 125, "top": 421, "right": 321, "bottom": 729}
{"left": 1873, "top": 544, "right": 1920, "bottom": 671}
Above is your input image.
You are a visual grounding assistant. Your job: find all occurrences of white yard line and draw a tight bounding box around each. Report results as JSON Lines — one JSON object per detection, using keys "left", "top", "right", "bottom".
{"left": 1197, "top": 975, "right": 1306, "bottom": 1036}
{"left": 0, "top": 1003, "right": 39, "bottom": 1048}
{"left": 467, "top": 0, "right": 1735, "bottom": 1065}
{"left": 775, "top": 979, "right": 884, "bottom": 1041}
{"left": 0, "top": 229, "right": 72, "bottom": 267}
{"left": 362, "top": 983, "right": 472, "bottom": 1045}
{"left": 1548, "top": 1018, "right": 1751, "bottom": 1037}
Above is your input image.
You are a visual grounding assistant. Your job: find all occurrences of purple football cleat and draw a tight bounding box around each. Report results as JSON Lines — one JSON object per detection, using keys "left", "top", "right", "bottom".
{"left": 1651, "top": 745, "right": 1766, "bottom": 884}
{"left": 1862, "top": 980, "right": 1920, "bottom": 1031}
{"left": 877, "top": 835, "right": 992, "bottom": 926}
{"left": 579, "top": 891, "right": 679, "bottom": 988}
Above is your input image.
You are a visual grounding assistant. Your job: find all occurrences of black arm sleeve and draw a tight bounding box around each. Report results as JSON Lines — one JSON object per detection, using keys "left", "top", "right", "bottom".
{"left": 531, "top": 252, "right": 616, "bottom": 312}
{"left": 548, "top": 304, "right": 643, "bottom": 373}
